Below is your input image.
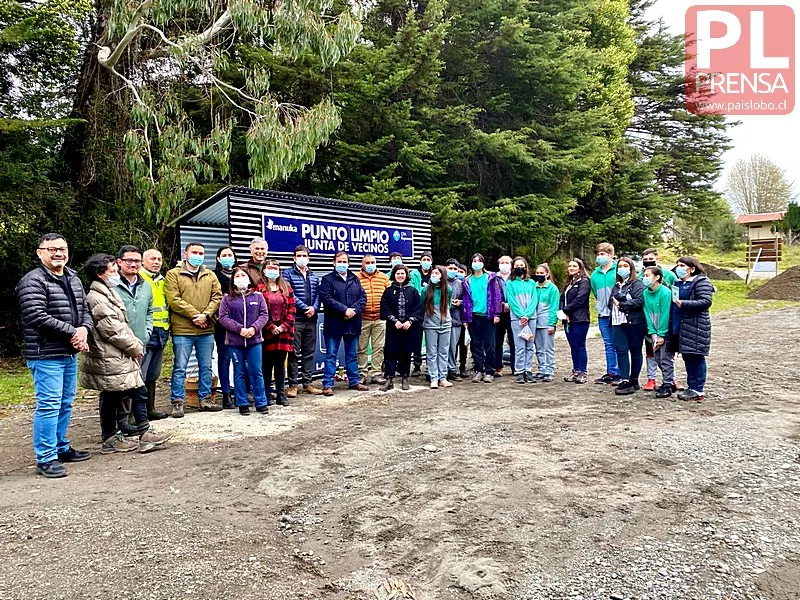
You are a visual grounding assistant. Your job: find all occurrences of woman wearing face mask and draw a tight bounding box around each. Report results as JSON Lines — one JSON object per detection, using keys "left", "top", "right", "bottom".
{"left": 560, "top": 258, "right": 591, "bottom": 384}
{"left": 213, "top": 246, "right": 238, "bottom": 408}
{"left": 530, "top": 264, "right": 559, "bottom": 382}
{"left": 260, "top": 259, "right": 296, "bottom": 406}
{"left": 81, "top": 254, "right": 173, "bottom": 453}
{"left": 505, "top": 257, "right": 537, "bottom": 383}
{"left": 670, "top": 256, "right": 713, "bottom": 402}
{"left": 219, "top": 267, "right": 270, "bottom": 414}
{"left": 380, "top": 265, "right": 423, "bottom": 391}
{"left": 423, "top": 266, "right": 453, "bottom": 389}
{"left": 609, "top": 257, "right": 647, "bottom": 395}
{"left": 463, "top": 253, "right": 503, "bottom": 383}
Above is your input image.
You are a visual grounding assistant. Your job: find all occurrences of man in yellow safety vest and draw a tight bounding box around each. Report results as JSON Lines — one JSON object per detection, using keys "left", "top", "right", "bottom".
{"left": 139, "top": 248, "right": 170, "bottom": 420}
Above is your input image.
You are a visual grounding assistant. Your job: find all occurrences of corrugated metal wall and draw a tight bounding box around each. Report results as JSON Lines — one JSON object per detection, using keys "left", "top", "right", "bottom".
{"left": 177, "top": 225, "right": 231, "bottom": 268}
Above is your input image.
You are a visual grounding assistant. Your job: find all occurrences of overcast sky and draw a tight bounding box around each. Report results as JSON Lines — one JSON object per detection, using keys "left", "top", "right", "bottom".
{"left": 647, "top": 0, "right": 799, "bottom": 195}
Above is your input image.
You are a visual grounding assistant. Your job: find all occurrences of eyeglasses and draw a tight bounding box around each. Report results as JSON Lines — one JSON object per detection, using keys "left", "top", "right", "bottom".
{"left": 120, "top": 258, "right": 143, "bottom": 265}
{"left": 39, "top": 247, "right": 68, "bottom": 254}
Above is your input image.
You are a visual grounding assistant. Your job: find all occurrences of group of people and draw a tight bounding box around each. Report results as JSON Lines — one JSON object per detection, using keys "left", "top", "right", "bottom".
{"left": 16, "top": 233, "right": 713, "bottom": 479}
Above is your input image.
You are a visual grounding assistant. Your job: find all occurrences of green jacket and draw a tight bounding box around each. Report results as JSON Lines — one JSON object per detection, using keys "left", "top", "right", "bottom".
{"left": 165, "top": 263, "right": 223, "bottom": 336}
{"left": 590, "top": 262, "right": 617, "bottom": 318}
{"left": 639, "top": 265, "right": 677, "bottom": 287}
{"left": 506, "top": 278, "right": 537, "bottom": 320}
{"left": 534, "top": 282, "right": 560, "bottom": 328}
{"left": 115, "top": 275, "right": 154, "bottom": 346}
{"left": 643, "top": 283, "right": 672, "bottom": 337}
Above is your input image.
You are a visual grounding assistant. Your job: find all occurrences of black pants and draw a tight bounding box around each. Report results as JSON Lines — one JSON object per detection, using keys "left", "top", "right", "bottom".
{"left": 494, "top": 312, "right": 515, "bottom": 372}
{"left": 263, "top": 350, "right": 288, "bottom": 395}
{"left": 411, "top": 327, "right": 423, "bottom": 370}
{"left": 100, "top": 387, "right": 149, "bottom": 441}
{"left": 613, "top": 322, "right": 647, "bottom": 383}
{"left": 288, "top": 319, "right": 317, "bottom": 387}
{"left": 468, "top": 315, "right": 496, "bottom": 375}
{"left": 458, "top": 326, "right": 468, "bottom": 371}
{"left": 385, "top": 350, "right": 412, "bottom": 378}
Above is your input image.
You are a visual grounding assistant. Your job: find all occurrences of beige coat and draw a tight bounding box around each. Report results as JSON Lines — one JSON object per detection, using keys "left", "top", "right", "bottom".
{"left": 80, "top": 281, "right": 145, "bottom": 392}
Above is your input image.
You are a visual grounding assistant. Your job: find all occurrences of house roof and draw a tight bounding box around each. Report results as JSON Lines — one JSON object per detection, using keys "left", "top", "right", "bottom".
{"left": 735, "top": 212, "right": 785, "bottom": 225}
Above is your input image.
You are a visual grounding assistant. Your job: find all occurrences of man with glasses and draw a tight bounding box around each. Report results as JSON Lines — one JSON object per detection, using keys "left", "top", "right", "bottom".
{"left": 113, "top": 246, "right": 155, "bottom": 432}
{"left": 139, "top": 248, "right": 170, "bottom": 420}
{"left": 15, "top": 233, "right": 93, "bottom": 478}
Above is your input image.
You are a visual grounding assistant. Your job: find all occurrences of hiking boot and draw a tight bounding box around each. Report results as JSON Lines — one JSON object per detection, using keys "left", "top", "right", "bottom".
{"left": 370, "top": 374, "right": 387, "bottom": 385}
{"left": 138, "top": 428, "right": 173, "bottom": 453}
{"left": 483, "top": 374, "right": 494, "bottom": 383}
{"left": 276, "top": 392, "right": 289, "bottom": 406}
{"left": 239, "top": 406, "right": 251, "bottom": 416}
{"left": 102, "top": 432, "right": 138, "bottom": 454}
{"left": 286, "top": 386, "right": 298, "bottom": 398}
{"left": 541, "top": 374, "right": 554, "bottom": 383}
{"left": 643, "top": 379, "right": 657, "bottom": 392}
{"left": 515, "top": 374, "right": 526, "bottom": 384}
{"left": 57, "top": 447, "right": 90, "bottom": 463}
{"left": 350, "top": 384, "right": 370, "bottom": 392}
{"left": 380, "top": 377, "right": 394, "bottom": 392}
{"left": 359, "top": 375, "right": 367, "bottom": 386}
{"left": 171, "top": 402, "right": 184, "bottom": 418}
{"left": 655, "top": 383, "right": 673, "bottom": 398}
{"left": 678, "top": 389, "right": 705, "bottom": 402}
{"left": 322, "top": 387, "right": 334, "bottom": 396}
{"left": 256, "top": 404, "right": 269, "bottom": 414}
{"left": 594, "top": 373, "right": 615, "bottom": 384}
{"left": 439, "top": 379, "right": 453, "bottom": 388}
{"left": 472, "top": 372, "right": 484, "bottom": 384}
{"left": 401, "top": 377, "right": 410, "bottom": 391}
{"left": 574, "top": 372, "right": 588, "bottom": 384}
{"left": 615, "top": 381, "right": 636, "bottom": 395}
{"left": 303, "top": 385, "right": 323, "bottom": 395}
{"left": 146, "top": 381, "right": 168, "bottom": 420}
{"left": 221, "top": 392, "right": 234, "bottom": 409}
{"left": 411, "top": 367, "right": 422, "bottom": 378}
{"left": 119, "top": 423, "right": 140, "bottom": 437}
{"left": 564, "top": 370, "right": 577, "bottom": 382}
{"left": 36, "top": 460, "right": 67, "bottom": 478}
{"left": 199, "top": 397, "right": 223, "bottom": 412}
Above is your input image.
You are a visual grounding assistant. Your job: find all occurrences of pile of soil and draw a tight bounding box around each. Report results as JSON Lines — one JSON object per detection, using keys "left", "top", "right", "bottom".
{"left": 747, "top": 265, "right": 800, "bottom": 300}
{"left": 701, "top": 263, "right": 742, "bottom": 281}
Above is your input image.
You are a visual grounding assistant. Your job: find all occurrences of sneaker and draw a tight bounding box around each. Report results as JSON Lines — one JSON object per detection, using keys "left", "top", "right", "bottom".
{"left": 256, "top": 405, "right": 269, "bottom": 414}
{"left": 524, "top": 371, "right": 536, "bottom": 383}
{"left": 380, "top": 378, "right": 394, "bottom": 392}
{"left": 303, "top": 385, "right": 323, "bottom": 395}
{"left": 439, "top": 379, "right": 453, "bottom": 388}
{"left": 609, "top": 375, "right": 623, "bottom": 387}
{"left": 472, "top": 373, "right": 484, "bottom": 384}
{"left": 594, "top": 373, "right": 615, "bottom": 384}
{"left": 359, "top": 375, "right": 367, "bottom": 386}
{"left": 678, "top": 389, "right": 705, "bottom": 402}
{"left": 401, "top": 377, "right": 410, "bottom": 391}
{"left": 239, "top": 406, "right": 251, "bottom": 415}
{"left": 534, "top": 373, "right": 545, "bottom": 380}
{"left": 102, "top": 432, "right": 139, "bottom": 454}
{"left": 286, "top": 386, "right": 298, "bottom": 398}
{"left": 57, "top": 447, "right": 90, "bottom": 463}
{"left": 563, "top": 371, "right": 577, "bottom": 382}
{"left": 430, "top": 381, "right": 438, "bottom": 389}
{"left": 276, "top": 393, "right": 288, "bottom": 406}
{"left": 495, "top": 368, "right": 504, "bottom": 378}
{"left": 411, "top": 367, "right": 422, "bottom": 378}
{"left": 541, "top": 374, "right": 554, "bottom": 383}
{"left": 458, "top": 369, "right": 468, "bottom": 379}
{"left": 483, "top": 374, "right": 494, "bottom": 383}
{"left": 615, "top": 381, "right": 636, "bottom": 395}
{"left": 451, "top": 371, "right": 463, "bottom": 382}
{"left": 119, "top": 423, "right": 140, "bottom": 437}
{"left": 350, "top": 384, "right": 370, "bottom": 392}
{"left": 171, "top": 402, "right": 184, "bottom": 418}
{"left": 643, "top": 379, "right": 657, "bottom": 392}
{"left": 199, "top": 397, "right": 223, "bottom": 412}
{"left": 36, "top": 460, "right": 67, "bottom": 478}
{"left": 322, "top": 387, "right": 334, "bottom": 396}
{"left": 515, "top": 374, "right": 526, "bottom": 384}
{"left": 655, "top": 384, "right": 673, "bottom": 398}
{"left": 574, "top": 372, "right": 588, "bottom": 384}
{"left": 370, "top": 375, "right": 387, "bottom": 385}
{"left": 138, "top": 428, "right": 173, "bottom": 453}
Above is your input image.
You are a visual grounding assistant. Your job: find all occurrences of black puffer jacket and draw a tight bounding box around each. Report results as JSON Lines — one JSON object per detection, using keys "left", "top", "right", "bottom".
{"left": 676, "top": 275, "right": 713, "bottom": 356}
{"left": 560, "top": 277, "right": 591, "bottom": 324}
{"left": 609, "top": 278, "right": 646, "bottom": 325}
{"left": 16, "top": 266, "right": 93, "bottom": 359}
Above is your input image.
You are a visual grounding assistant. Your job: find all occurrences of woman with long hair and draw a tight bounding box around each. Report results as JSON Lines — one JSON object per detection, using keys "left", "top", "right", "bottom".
{"left": 380, "top": 265, "right": 423, "bottom": 391}
{"left": 560, "top": 258, "right": 592, "bottom": 384}
{"left": 609, "top": 256, "right": 647, "bottom": 395}
{"left": 505, "top": 257, "right": 537, "bottom": 383}
{"left": 261, "top": 259, "right": 296, "bottom": 406}
{"left": 423, "top": 265, "right": 453, "bottom": 389}
{"left": 214, "top": 246, "right": 238, "bottom": 408}
{"left": 531, "top": 264, "right": 560, "bottom": 382}
{"left": 219, "top": 267, "right": 270, "bottom": 415}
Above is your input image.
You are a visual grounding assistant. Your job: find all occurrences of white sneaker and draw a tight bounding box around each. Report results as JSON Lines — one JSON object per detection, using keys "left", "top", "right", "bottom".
{"left": 439, "top": 379, "right": 453, "bottom": 388}
{"left": 430, "top": 381, "right": 438, "bottom": 389}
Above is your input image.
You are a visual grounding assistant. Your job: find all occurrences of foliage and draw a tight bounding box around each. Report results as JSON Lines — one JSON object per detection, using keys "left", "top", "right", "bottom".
{"left": 713, "top": 218, "right": 744, "bottom": 253}
{"left": 777, "top": 203, "right": 800, "bottom": 245}
{"left": 726, "top": 153, "right": 794, "bottom": 215}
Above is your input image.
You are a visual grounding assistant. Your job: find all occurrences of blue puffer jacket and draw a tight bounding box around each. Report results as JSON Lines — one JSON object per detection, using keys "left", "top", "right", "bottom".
{"left": 282, "top": 266, "right": 321, "bottom": 321}
{"left": 672, "top": 275, "right": 713, "bottom": 356}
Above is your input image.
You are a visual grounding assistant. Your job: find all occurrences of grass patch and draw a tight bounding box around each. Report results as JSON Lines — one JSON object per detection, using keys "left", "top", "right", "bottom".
{"left": 658, "top": 244, "right": 800, "bottom": 271}
{"left": 710, "top": 280, "right": 800, "bottom": 316}
{"left": 0, "top": 359, "right": 34, "bottom": 407}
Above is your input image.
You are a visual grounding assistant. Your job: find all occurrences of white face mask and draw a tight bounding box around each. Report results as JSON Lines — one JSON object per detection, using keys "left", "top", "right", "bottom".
{"left": 295, "top": 257, "right": 309, "bottom": 268}
{"left": 499, "top": 263, "right": 511, "bottom": 274}
{"left": 234, "top": 277, "right": 250, "bottom": 290}
{"left": 106, "top": 274, "right": 121, "bottom": 287}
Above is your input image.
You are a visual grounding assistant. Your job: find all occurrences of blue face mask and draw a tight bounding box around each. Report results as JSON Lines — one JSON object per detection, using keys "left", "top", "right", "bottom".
{"left": 265, "top": 270, "right": 280, "bottom": 280}
{"left": 364, "top": 264, "right": 377, "bottom": 274}
{"left": 642, "top": 277, "right": 654, "bottom": 288}
{"left": 188, "top": 255, "right": 204, "bottom": 268}
{"left": 447, "top": 270, "right": 456, "bottom": 280}
{"left": 430, "top": 275, "right": 441, "bottom": 285}
{"left": 472, "top": 262, "right": 483, "bottom": 272}
{"left": 457, "top": 273, "right": 465, "bottom": 280}
{"left": 219, "top": 257, "right": 235, "bottom": 269}
{"left": 420, "top": 260, "right": 432, "bottom": 270}
{"left": 675, "top": 266, "right": 689, "bottom": 279}
{"left": 336, "top": 263, "right": 348, "bottom": 274}
{"left": 617, "top": 269, "right": 631, "bottom": 280}
{"left": 596, "top": 255, "right": 610, "bottom": 266}
{"left": 391, "top": 259, "right": 402, "bottom": 267}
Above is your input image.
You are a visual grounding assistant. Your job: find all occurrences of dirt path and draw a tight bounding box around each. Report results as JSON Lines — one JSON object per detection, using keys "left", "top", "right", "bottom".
{"left": 1, "top": 308, "right": 800, "bottom": 600}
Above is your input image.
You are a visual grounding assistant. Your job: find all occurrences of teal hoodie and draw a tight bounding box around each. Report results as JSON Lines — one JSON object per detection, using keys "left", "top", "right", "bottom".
{"left": 590, "top": 261, "right": 617, "bottom": 318}
{"left": 534, "top": 281, "right": 559, "bottom": 328}
{"left": 506, "top": 278, "right": 537, "bottom": 321}
{"left": 643, "top": 283, "right": 672, "bottom": 337}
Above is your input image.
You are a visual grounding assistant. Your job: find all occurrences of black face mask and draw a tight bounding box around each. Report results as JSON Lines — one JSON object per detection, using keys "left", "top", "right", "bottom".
{"left": 532, "top": 274, "right": 546, "bottom": 283}
{"left": 513, "top": 267, "right": 527, "bottom": 277}
{"left": 642, "top": 260, "right": 657, "bottom": 268}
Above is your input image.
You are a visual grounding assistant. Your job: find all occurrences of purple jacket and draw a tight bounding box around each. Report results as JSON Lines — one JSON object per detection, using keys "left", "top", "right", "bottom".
{"left": 463, "top": 272, "right": 503, "bottom": 323}
{"left": 218, "top": 291, "right": 269, "bottom": 347}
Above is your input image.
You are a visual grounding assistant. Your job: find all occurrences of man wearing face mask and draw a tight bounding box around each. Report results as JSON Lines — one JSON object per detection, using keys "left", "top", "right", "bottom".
{"left": 283, "top": 245, "right": 323, "bottom": 397}
{"left": 639, "top": 248, "right": 678, "bottom": 392}
{"left": 16, "top": 233, "right": 94, "bottom": 478}
{"left": 242, "top": 237, "right": 269, "bottom": 290}
{"left": 409, "top": 251, "right": 433, "bottom": 377}
{"left": 388, "top": 252, "right": 404, "bottom": 278}
{"left": 139, "top": 249, "right": 171, "bottom": 420}
{"left": 494, "top": 255, "right": 516, "bottom": 377}
{"left": 165, "top": 242, "right": 223, "bottom": 417}
{"left": 319, "top": 252, "right": 369, "bottom": 396}
{"left": 357, "top": 254, "right": 391, "bottom": 385}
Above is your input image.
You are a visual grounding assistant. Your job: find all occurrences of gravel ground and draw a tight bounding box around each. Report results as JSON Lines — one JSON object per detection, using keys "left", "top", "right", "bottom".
{"left": 0, "top": 307, "right": 799, "bottom": 600}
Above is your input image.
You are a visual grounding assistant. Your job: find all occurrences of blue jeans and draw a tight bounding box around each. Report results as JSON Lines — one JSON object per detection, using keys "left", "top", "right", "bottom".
{"left": 424, "top": 323, "right": 451, "bottom": 381}
{"left": 598, "top": 316, "right": 619, "bottom": 376}
{"left": 682, "top": 353, "right": 707, "bottom": 393}
{"left": 510, "top": 320, "right": 535, "bottom": 374}
{"left": 28, "top": 355, "right": 78, "bottom": 464}
{"left": 468, "top": 316, "right": 496, "bottom": 375}
{"left": 142, "top": 327, "right": 169, "bottom": 382}
{"left": 534, "top": 328, "right": 556, "bottom": 376}
{"left": 565, "top": 322, "right": 590, "bottom": 373}
{"left": 214, "top": 328, "right": 232, "bottom": 393}
{"left": 323, "top": 334, "right": 359, "bottom": 389}
{"left": 229, "top": 344, "right": 268, "bottom": 408}
{"left": 170, "top": 334, "right": 215, "bottom": 402}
